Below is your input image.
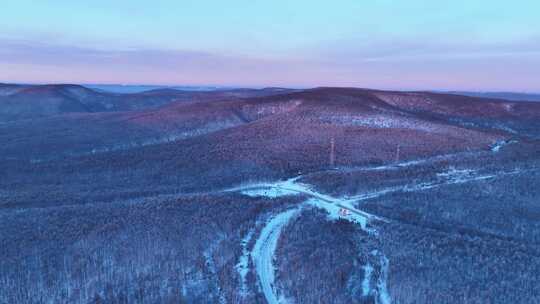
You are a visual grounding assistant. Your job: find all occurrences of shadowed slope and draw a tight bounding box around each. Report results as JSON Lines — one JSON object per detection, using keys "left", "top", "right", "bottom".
{"left": 0, "top": 84, "right": 299, "bottom": 122}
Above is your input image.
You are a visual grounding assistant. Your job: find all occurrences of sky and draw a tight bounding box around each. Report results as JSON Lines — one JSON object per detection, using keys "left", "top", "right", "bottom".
{"left": 1, "top": 0, "right": 539, "bottom": 91}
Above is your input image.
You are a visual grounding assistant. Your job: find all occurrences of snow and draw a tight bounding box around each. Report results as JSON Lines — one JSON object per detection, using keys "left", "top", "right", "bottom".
{"left": 252, "top": 208, "right": 300, "bottom": 304}
{"left": 235, "top": 177, "right": 301, "bottom": 198}
{"left": 345, "top": 158, "right": 428, "bottom": 173}
{"left": 228, "top": 163, "right": 531, "bottom": 304}
{"left": 491, "top": 140, "right": 517, "bottom": 152}
{"left": 203, "top": 237, "right": 227, "bottom": 304}
{"left": 233, "top": 177, "right": 380, "bottom": 231}
{"left": 235, "top": 179, "right": 385, "bottom": 302}
{"left": 336, "top": 150, "right": 475, "bottom": 174}
{"left": 491, "top": 142, "right": 504, "bottom": 152}
{"left": 436, "top": 167, "right": 496, "bottom": 184}
{"left": 236, "top": 229, "right": 254, "bottom": 298}
{"left": 241, "top": 187, "right": 299, "bottom": 198}
{"left": 362, "top": 264, "right": 373, "bottom": 297}
{"left": 305, "top": 198, "right": 370, "bottom": 232}
{"left": 377, "top": 254, "right": 391, "bottom": 304}
{"left": 224, "top": 154, "right": 539, "bottom": 304}
{"left": 322, "top": 113, "right": 442, "bottom": 133}
{"left": 349, "top": 167, "right": 515, "bottom": 204}
{"left": 348, "top": 187, "right": 401, "bottom": 203}
{"left": 495, "top": 124, "right": 518, "bottom": 134}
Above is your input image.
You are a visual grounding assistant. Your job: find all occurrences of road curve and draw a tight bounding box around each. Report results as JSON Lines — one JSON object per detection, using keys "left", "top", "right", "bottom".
{"left": 252, "top": 208, "right": 301, "bottom": 304}
{"left": 228, "top": 163, "right": 538, "bottom": 304}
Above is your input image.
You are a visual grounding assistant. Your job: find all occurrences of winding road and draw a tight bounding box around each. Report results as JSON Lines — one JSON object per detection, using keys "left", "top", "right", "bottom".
{"left": 226, "top": 148, "right": 537, "bottom": 304}
{"left": 228, "top": 177, "right": 387, "bottom": 304}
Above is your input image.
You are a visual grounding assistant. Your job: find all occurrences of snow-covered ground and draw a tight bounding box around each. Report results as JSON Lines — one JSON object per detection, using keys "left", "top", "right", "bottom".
{"left": 333, "top": 149, "right": 480, "bottom": 174}
{"left": 251, "top": 208, "right": 301, "bottom": 304}
{"left": 321, "top": 113, "right": 449, "bottom": 134}
{"left": 305, "top": 198, "right": 371, "bottom": 232}
{"left": 225, "top": 161, "right": 535, "bottom": 304}
{"left": 203, "top": 237, "right": 227, "bottom": 304}
{"left": 349, "top": 166, "right": 529, "bottom": 204}
{"left": 362, "top": 264, "right": 374, "bottom": 297}
{"left": 229, "top": 177, "right": 385, "bottom": 303}
{"left": 376, "top": 254, "right": 391, "bottom": 304}
{"left": 335, "top": 137, "right": 515, "bottom": 175}
{"left": 234, "top": 177, "right": 380, "bottom": 226}
{"left": 236, "top": 229, "right": 254, "bottom": 298}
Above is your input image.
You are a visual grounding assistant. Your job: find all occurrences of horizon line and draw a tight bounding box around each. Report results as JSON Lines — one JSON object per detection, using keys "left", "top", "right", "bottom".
{"left": 1, "top": 80, "right": 539, "bottom": 95}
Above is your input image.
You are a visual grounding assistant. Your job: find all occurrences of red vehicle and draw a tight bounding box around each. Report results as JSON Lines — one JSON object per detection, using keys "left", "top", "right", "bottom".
{"left": 339, "top": 208, "right": 351, "bottom": 217}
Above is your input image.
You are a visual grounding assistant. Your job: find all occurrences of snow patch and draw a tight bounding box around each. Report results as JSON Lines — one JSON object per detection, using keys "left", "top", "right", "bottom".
{"left": 305, "top": 198, "right": 370, "bottom": 232}
{"left": 235, "top": 177, "right": 302, "bottom": 199}
{"left": 236, "top": 229, "right": 254, "bottom": 298}
{"left": 348, "top": 187, "right": 401, "bottom": 202}
{"left": 436, "top": 167, "right": 495, "bottom": 184}
{"left": 495, "top": 124, "right": 518, "bottom": 134}
{"left": 362, "top": 264, "right": 374, "bottom": 297}
{"left": 233, "top": 178, "right": 380, "bottom": 228}
{"left": 370, "top": 159, "right": 425, "bottom": 171}
{"left": 322, "top": 113, "right": 443, "bottom": 133}
{"left": 203, "top": 238, "right": 227, "bottom": 304}
{"left": 491, "top": 139, "right": 517, "bottom": 152}
{"left": 241, "top": 187, "right": 299, "bottom": 198}
{"left": 377, "top": 255, "right": 391, "bottom": 304}
{"left": 336, "top": 150, "right": 476, "bottom": 174}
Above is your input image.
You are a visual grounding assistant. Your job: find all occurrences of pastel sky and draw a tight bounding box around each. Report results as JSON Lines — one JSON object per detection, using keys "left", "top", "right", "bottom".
{"left": 1, "top": 0, "right": 539, "bottom": 91}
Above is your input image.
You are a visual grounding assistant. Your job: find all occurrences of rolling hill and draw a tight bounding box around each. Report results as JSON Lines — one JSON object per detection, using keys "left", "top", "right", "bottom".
{"left": 0, "top": 83, "right": 298, "bottom": 122}
{"left": 1, "top": 86, "right": 540, "bottom": 304}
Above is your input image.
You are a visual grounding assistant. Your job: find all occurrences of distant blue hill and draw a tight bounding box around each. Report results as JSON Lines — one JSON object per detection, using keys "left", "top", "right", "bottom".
{"left": 85, "top": 84, "right": 224, "bottom": 94}
{"left": 448, "top": 91, "right": 540, "bottom": 102}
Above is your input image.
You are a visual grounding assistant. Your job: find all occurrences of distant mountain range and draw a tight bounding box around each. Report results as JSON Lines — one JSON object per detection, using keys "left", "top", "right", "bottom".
{"left": 88, "top": 85, "right": 540, "bottom": 102}
{"left": 86, "top": 84, "right": 224, "bottom": 93}
{"left": 446, "top": 91, "right": 540, "bottom": 102}
{"left": 0, "top": 83, "right": 297, "bottom": 122}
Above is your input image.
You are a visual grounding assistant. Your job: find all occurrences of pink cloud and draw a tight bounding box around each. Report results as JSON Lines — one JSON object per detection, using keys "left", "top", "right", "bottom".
{"left": 1, "top": 39, "right": 539, "bottom": 92}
